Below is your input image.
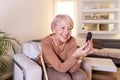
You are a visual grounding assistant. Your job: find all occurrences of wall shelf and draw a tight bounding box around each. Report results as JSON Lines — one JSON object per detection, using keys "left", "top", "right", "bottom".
{"left": 78, "top": 0, "right": 120, "bottom": 34}
{"left": 82, "top": 8, "right": 119, "bottom": 13}
{"left": 82, "top": 20, "right": 118, "bottom": 24}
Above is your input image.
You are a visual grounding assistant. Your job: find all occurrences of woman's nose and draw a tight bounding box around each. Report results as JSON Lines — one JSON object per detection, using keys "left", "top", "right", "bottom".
{"left": 64, "top": 29, "right": 69, "bottom": 33}
{"left": 64, "top": 29, "right": 71, "bottom": 35}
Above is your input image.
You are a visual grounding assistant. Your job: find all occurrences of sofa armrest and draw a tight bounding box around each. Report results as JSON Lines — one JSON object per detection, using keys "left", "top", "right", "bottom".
{"left": 81, "top": 58, "right": 92, "bottom": 80}
{"left": 13, "top": 54, "right": 42, "bottom": 80}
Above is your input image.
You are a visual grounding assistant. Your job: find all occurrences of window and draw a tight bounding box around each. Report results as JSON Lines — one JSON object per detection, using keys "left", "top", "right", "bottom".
{"left": 54, "top": 0, "right": 77, "bottom": 36}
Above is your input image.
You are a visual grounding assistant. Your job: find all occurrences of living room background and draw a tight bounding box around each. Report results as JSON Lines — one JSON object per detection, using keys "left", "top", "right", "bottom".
{"left": 0, "top": 0, "right": 120, "bottom": 46}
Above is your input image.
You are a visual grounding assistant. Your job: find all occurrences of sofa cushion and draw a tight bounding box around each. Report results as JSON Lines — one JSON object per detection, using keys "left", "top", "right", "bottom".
{"left": 91, "top": 48, "right": 120, "bottom": 59}
{"left": 100, "top": 48, "right": 120, "bottom": 59}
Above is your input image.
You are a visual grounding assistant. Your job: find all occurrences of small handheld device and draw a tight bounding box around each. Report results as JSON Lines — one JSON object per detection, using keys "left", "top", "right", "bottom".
{"left": 86, "top": 32, "right": 92, "bottom": 42}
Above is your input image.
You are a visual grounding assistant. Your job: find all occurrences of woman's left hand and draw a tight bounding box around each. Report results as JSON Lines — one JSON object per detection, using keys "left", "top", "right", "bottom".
{"left": 83, "top": 39, "right": 93, "bottom": 55}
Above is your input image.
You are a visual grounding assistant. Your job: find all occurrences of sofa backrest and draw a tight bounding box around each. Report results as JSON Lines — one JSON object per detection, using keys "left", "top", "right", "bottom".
{"left": 93, "top": 39, "right": 120, "bottom": 49}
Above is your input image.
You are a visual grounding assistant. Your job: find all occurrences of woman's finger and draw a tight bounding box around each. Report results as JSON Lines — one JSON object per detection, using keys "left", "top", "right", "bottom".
{"left": 80, "top": 42, "right": 89, "bottom": 50}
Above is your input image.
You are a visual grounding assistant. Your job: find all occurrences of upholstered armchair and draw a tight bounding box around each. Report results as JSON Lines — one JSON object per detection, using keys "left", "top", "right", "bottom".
{"left": 13, "top": 53, "right": 42, "bottom": 80}
{"left": 13, "top": 41, "right": 92, "bottom": 80}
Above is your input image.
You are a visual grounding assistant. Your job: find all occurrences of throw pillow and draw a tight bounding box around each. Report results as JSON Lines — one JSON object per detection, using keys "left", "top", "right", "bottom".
{"left": 22, "top": 41, "right": 41, "bottom": 60}
{"left": 93, "top": 39, "right": 103, "bottom": 49}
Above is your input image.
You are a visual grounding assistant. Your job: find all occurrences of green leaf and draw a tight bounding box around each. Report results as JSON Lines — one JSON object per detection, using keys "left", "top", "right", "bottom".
{"left": 0, "top": 31, "right": 21, "bottom": 77}
{"left": 0, "top": 57, "right": 9, "bottom": 78}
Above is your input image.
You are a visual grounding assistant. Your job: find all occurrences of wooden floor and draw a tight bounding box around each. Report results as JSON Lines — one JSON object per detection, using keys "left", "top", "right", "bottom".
{"left": 92, "top": 67, "right": 120, "bottom": 80}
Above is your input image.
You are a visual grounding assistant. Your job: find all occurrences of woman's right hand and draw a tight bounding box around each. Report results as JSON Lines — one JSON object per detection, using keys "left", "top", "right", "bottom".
{"left": 72, "top": 40, "right": 93, "bottom": 58}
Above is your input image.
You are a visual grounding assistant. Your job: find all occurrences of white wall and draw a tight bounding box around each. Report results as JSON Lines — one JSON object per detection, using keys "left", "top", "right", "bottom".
{"left": 0, "top": 0, "right": 53, "bottom": 43}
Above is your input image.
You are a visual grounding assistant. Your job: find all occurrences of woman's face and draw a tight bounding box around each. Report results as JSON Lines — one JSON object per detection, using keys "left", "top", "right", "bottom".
{"left": 53, "top": 19, "right": 73, "bottom": 43}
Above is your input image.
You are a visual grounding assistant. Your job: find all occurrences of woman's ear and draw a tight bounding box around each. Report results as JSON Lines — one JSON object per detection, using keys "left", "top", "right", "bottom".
{"left": 52, "top": 27, "right": 56, "bottom": 33}
{"left": 52, "top": 30, "right": 55, "bottom": 33}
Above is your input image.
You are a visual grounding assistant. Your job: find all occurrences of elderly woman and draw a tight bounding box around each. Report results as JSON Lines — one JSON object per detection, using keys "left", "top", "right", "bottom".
{"left": 37, "top": 14, "right": 93, "bottom": 80}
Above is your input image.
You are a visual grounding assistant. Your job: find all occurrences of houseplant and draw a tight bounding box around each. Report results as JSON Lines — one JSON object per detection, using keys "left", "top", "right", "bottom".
{"left": 0, "top": 31, "right": 20, "bottom": 77}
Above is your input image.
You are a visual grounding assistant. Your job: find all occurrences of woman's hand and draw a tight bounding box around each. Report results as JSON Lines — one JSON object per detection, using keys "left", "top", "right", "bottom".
{"left": 72, "top": 40, "right": 93, "bottom": 59}
{"left": 83, "top": 39, "right": 93, "bottom": 55}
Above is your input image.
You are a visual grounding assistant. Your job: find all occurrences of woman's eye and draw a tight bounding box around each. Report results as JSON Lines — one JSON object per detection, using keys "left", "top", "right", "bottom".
{"left": 69, "top": 28, "right": 72, "bottom": 30}
{"left": 69, "top": 27, "right": 73, "bottom": 30}
{"left": 61, "top": 26, "right": 65, "bottom": 29}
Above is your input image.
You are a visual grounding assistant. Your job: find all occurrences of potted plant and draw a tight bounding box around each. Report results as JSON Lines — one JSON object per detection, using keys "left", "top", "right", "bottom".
{"left": 0, "top": 31, "right": 20, "bottom": 78}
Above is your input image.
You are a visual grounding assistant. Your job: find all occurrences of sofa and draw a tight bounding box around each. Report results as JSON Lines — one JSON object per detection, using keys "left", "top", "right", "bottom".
{"left": 13, "top": 40, "right": 92, "bottom": 80}
{"left": 13, "top": 54, "right": 42, "bottom": 80}
{"left": 88, "top": 39, "right": 120, "bottom": 66}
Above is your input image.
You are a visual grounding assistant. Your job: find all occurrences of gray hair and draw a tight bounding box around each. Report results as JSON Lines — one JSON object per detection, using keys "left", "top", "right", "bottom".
{"left": 51, "top": 14, "right": 74, "bottom": 32}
